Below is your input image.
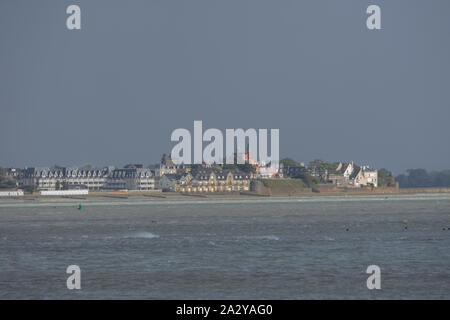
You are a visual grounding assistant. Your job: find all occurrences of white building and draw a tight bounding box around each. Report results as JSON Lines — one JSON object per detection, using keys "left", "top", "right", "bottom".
{"left": 19, "top": 167, "right": 110, "bottom": 191}
{"left": 328, "top": 162, "right": 378, "bottom": 188}
{"left": 19, "top": 166, "right": 157, "bottom": 191}
{"left": 351, "top": 166, "right": 378, "bottom": 188}
{"left": 104, "top": 168, "right": 155, "bottom": 191}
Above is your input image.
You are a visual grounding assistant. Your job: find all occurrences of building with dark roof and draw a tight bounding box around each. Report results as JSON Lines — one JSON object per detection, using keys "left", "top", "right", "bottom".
{"left": 159, "top": 168, "right": 251, "bottom": 193}
{"left": 18, "top": 166, "right": 156, "bottom": 191}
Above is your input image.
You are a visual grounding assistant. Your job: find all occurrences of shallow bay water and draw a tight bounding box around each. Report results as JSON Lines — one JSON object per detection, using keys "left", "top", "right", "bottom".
{"left": 0, "top": 194, "right": 449, "bottom": 299}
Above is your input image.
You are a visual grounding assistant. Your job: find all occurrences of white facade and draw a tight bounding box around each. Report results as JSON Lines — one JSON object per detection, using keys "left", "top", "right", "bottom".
{"left": 328, "top": 163, "right": 378, "bottom": 188}
{"left": 104, "top": 168, "right": 156, "bottom": 191}
{"left": 353, "top": 166, "right": 378, "bottom": 187}
{"left": 342, "top": 162, "right": 354, "bottom": 179}
{"left": 40, "top": 190, "right": 89, "bottom": 196}
{"left": 19, "top": 167, "right": 109, "bottom": 191}
{"left": 0, "top": 190, "right": 24, "bottom": 197}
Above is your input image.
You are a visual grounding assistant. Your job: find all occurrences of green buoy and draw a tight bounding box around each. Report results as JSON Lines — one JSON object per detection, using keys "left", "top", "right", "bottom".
{"left": 78, "top": 204, "right": 82, "bottom": 210}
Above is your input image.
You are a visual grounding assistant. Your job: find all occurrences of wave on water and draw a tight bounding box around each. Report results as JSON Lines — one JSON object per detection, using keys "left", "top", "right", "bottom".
{"left": 238, "top": 235, "right": 280, "bottom": 241}
{"left": 259, "top": 235, "right": 280, "bottom": 241}
{"left": 124, "top": 232, "right": 160, "bottom": 239}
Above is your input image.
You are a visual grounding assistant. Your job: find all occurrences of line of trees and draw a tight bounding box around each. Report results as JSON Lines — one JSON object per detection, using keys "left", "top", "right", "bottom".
{"left": 280, "top": 158, "right": 450, "bottom": 189}
{"left": 395, "top": 169, "right": 450, "bottom": 188}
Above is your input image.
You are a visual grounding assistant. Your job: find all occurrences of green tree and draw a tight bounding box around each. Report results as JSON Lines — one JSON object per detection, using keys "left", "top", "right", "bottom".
{"left": 406, "top": 169, "right": 432, "bottom": 187}
{"left": 294, "top": 172, "right": 320, "bottom": 188}
{"left": 280, "top": 158, "right": 297, "bottom": 167}
{"left": 396, "top": 169, "right": 450, "bottom": 188}
{"left": 378, "top": 168, "right": 395, "bottom": 187}
{"left": 433, "top": 170, "right": 450, "bottom": 187}
{"left": 308, "top": 159, "right": 339, "bottom": 172}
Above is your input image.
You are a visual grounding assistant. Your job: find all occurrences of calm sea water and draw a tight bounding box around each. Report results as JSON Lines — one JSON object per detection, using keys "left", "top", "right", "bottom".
{"left": 0, "top": 194, "right": 449, "bottom": 299}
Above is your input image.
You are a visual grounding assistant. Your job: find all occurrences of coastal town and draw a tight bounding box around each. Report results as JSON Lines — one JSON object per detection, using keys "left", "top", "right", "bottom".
{"left": 0, "top": 151, "right": 391, "bottom": 197}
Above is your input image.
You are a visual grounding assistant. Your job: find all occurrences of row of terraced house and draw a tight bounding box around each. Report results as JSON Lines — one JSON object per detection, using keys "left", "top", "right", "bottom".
{"left": 159, "top": 169, "right": 251, "bottom": 193}
{"left": 5, "top": 155, "right": 378, "bottom": 193}
{"left": 14, "top": 164, "right": 251, "bottom": 193}
{"left": 17, "top": 166, "right": 155, "bottom": 191}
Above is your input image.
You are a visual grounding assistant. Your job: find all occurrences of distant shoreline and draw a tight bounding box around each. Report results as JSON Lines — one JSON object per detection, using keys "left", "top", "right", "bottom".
{"left": 1, "top": 187, "right": 450, "bottom": 201}
{"left": 1, "top": 190, "right": 450, "bottom": 208}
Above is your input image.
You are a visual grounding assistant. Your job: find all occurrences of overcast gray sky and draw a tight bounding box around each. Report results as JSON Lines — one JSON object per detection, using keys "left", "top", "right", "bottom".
{"left": 1, "top": 0, "right": 449, "bottom": 173}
